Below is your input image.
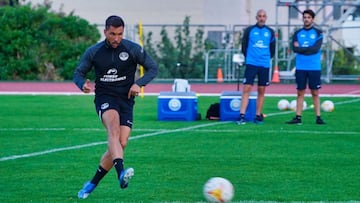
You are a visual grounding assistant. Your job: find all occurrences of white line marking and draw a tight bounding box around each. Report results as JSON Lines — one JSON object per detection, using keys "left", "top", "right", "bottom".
{"left": 347, "top": 89, "right": 360, "bottom": 94}
{"left": 0, "top": 128, "right": 66, "bottom": 131}
{"left": 1, "top": 91, "right": 360, "bottom": 97}
{"left": 0, "top": 122, "right": 228, "bottom": 162}
{"left": 1, "top": 98, "right": 359, "bottom": 162}
{"left": 193, "top": 129, "right": 360, "bottom": 135}
{"left": 0, "top": 141, "right": 106, "bottom": 162}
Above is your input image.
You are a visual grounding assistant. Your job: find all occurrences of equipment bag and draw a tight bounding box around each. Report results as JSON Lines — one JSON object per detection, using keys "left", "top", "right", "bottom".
{"left": 206, "top": 103, "right": 220, "bottom": 120}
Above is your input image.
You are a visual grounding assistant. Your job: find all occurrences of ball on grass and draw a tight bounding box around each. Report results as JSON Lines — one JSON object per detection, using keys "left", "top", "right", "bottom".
{"left": 321, "top": 100, "right": 334, "bottom": 112}
{"left": 289, "top": 100, "right": 307, "bottom": 111}
{"left": 289, "top": 100, "right": 297, "bottom": 111}
{"left": 277, "top": 99, "right": 290, "bottom": 111}
{"left": 203, "top": 177, "right": 234, "bottom": 203}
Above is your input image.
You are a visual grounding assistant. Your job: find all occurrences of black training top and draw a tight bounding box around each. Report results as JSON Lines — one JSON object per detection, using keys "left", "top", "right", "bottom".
{"left": 73, "top": 39, "right": 158, "bottom": 97}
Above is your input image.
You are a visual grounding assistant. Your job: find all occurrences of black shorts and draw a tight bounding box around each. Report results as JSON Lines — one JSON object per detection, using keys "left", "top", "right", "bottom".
{"left": 94, "top": 94, "right": 134, "bottom": 128}
{"left": 243, "top": 64, "right": 270, "bottom": 86}
{"left": 295, "top": 70, "right": 322, "bottom": 90}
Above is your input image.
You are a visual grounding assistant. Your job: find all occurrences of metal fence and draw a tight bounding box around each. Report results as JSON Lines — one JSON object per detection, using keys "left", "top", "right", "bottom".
{"left": 97, "top": 23, "right": 360, "bottom": 83}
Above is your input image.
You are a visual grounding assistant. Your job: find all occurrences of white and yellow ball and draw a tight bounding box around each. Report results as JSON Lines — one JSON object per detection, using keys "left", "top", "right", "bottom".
{"left": 203, "top": 177, "right": 234, "bottom": 203}
{"left": 289, "top": 100, "right": 307, "bottom": 111}
{"left": 289, "top": 100, "right": 297, "bottom": 111}
{"left": 277, "top": 99, "right": 290, "bottom": 111}
{"left": 321, "top": 100, "right": 334, "bottom": 112}
{"left": 303, "top": 101, "right": 307, "bottom": 109}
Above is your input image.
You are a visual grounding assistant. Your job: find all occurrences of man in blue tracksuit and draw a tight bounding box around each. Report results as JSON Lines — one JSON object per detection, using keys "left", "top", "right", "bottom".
{"left": 286, "top": 9, "right": 325, "bottom": 125}
{"left": 74, "top": 15, "right": 158, "bottom": 199}
{"left": 237, "top": 9, "right": 275, "bottom": 124}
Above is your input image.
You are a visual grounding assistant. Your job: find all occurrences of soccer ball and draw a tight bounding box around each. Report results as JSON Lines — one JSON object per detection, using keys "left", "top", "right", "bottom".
{"left": 203, "top": 177, "right": 234, "bottom": 203}
{"left": 289, "top": 100, "right": 307, "bottom": 111}
{"left": 289, "top": 100, "right": 297, "bottom": 111}
{"left": 277, "top": 99, "right": 290, "bottom": 111}
{"left": 321, "top": 100, "right": 334, "bottom": 112}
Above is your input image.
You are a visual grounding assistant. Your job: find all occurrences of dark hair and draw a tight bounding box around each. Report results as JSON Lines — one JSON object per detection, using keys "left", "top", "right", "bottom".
{"left": 303, "top": 9, "right": 315, "bottom": 18}
{"left": 105, "top": 15, "right": 125, "bottom": 29}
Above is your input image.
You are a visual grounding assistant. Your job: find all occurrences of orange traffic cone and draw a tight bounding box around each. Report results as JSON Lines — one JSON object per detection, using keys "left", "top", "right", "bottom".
{"left": 217, "top": 68, "right": 224, "bottom": 83}
{"left": 271, "top": 66, "right": 280, "bottom": 83}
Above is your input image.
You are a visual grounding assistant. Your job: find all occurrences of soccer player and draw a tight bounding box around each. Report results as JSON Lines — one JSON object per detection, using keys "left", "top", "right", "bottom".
{"left": 237, "top": 9, "right": 275, "bottom": 124}
{"left": 73, "top": 15, "right": 158, "bottom": 199}
{"left": 286, "top": 9, "right": 325, "bottom": 125}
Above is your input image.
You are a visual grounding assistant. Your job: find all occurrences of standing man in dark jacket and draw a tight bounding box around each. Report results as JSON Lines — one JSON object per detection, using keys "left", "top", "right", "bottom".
{"left": 286, "top": 9, "right": 325, "bottom": 125}
{"left": 74, "top": 15, "right": 158, "bottom": 199}
{"left": 237, "top": 9, "right": 275, "bottom": 124}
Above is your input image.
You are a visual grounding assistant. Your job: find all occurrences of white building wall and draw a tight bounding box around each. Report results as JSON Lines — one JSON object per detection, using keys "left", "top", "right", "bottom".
{"left": 24, "top": 0, "right": 360, "bottom": 53}
{"left": 24, "top": 0, "right": 280, "bottom": 26}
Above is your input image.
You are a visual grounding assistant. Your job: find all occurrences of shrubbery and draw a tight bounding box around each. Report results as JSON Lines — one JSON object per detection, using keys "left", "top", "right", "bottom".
{"left": 143, "top": 16, "right": 215, "bottom": 79}
{"left": 0, "top": 3, "right": 100, "bottom": 80}
{"left": 332, "top": 48, "right": 360, "bottom": 75}
{"left": 1, "top": 2, "right": 357, "bottom": 81}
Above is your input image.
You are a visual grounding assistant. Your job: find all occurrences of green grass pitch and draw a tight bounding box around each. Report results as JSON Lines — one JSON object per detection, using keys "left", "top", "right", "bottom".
{"left": 0, "top": 95, "right": 359, "bottom": 202}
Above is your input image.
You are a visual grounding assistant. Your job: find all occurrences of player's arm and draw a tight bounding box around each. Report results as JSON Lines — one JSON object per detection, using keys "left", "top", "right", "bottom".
{"left": 293, "top": 29, "right": 323, "bottom": 55}
{"left": 73, "top": 48, "right": 93, "bottom": 93}
{"left": 269, "top": 28, "right": 276, "bottom": 58}
{"left": 293, "top": 38, "right": 322, "bottom": 55}
{"left": 133, "top": 47, "right": 158, "bottom": 87}
{"left": 291, "top": 30, "right": 300, "bottom": 53}
{"left": 241, "top": 27, "right": 250, "bottom": 57}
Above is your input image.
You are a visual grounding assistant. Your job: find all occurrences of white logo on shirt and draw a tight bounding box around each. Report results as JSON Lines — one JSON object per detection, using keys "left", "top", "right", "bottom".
{"left": 100, "top": 68, "right": 126, "bottom": 82}
{"left": 119, "top": 52, "right": 129, "bottom": 61}
{"left": 101, "top": 103, "right": 109, "bottom": 110}
{"left": 107, "top": 68, "right": 117, "bottom": 75}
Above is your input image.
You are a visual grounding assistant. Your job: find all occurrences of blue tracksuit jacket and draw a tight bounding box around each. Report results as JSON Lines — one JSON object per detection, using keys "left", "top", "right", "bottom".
{"left": 241, "top": 24, "right": 276, "bottom": 68}
{"left": 292, "top": 26, "right": 323, "bottom": 70}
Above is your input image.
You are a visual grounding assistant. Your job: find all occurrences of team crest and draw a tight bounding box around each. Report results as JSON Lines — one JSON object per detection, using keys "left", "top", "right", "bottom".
{"left": 230, "top": 99, "right": 241, "bottom": 111}
{"left": 119, "top": 52, "right": 129, "bottom": 61}
{"left": 310, "top": 34, "right": 316, "bottom": 39}
{"left": 168, "top": 98, "right": 181, "bottom": 111}
{"left": 264, "top": 32, "right": 269, "bottom": 37}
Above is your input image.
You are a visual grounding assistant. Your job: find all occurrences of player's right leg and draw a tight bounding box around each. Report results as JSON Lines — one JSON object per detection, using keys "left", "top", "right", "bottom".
{"left": 77, "top": 152, "right": 112, "bottom": 199}
{"left": 286, "top": 70, "right": 306, "bottom": 124}
{"left": 78, "top": 181, "right": 97, "bottom": 199}
{"left": 236, "top": 65, "right": 256, "bottom": 125}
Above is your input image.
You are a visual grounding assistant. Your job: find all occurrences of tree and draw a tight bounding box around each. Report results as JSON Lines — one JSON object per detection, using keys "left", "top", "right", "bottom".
{"left": 143, "top": 16, "right": 207, "bottom": 79}
{"left": 0, "top": 3, "right": 100, "bottom": 80}
{"left": 0, "top": 0, "right": 19, "bottom": 7}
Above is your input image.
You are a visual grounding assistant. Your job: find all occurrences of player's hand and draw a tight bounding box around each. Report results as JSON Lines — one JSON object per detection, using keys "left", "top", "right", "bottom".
{"left": 128, "top": 84, "right": 140, "bottom": 99}
{"left": 293, "top": 41, "right": 299, "bottom": 47}
{"left": 82, "top": 79, "right": 91, "bottom": 93}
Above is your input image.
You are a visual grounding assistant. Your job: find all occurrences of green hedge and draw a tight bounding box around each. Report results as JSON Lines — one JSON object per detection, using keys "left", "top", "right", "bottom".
{"left": 0, "top": 3, "right": 100, "bottom": 80}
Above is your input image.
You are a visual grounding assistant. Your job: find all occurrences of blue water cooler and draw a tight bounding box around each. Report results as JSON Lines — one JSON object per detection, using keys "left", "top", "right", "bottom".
{"left": 157, "top": 91, "right": 198, "bottom": 121}
{"left": 219, "top": 91, "right": 257, "bottom": 121}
